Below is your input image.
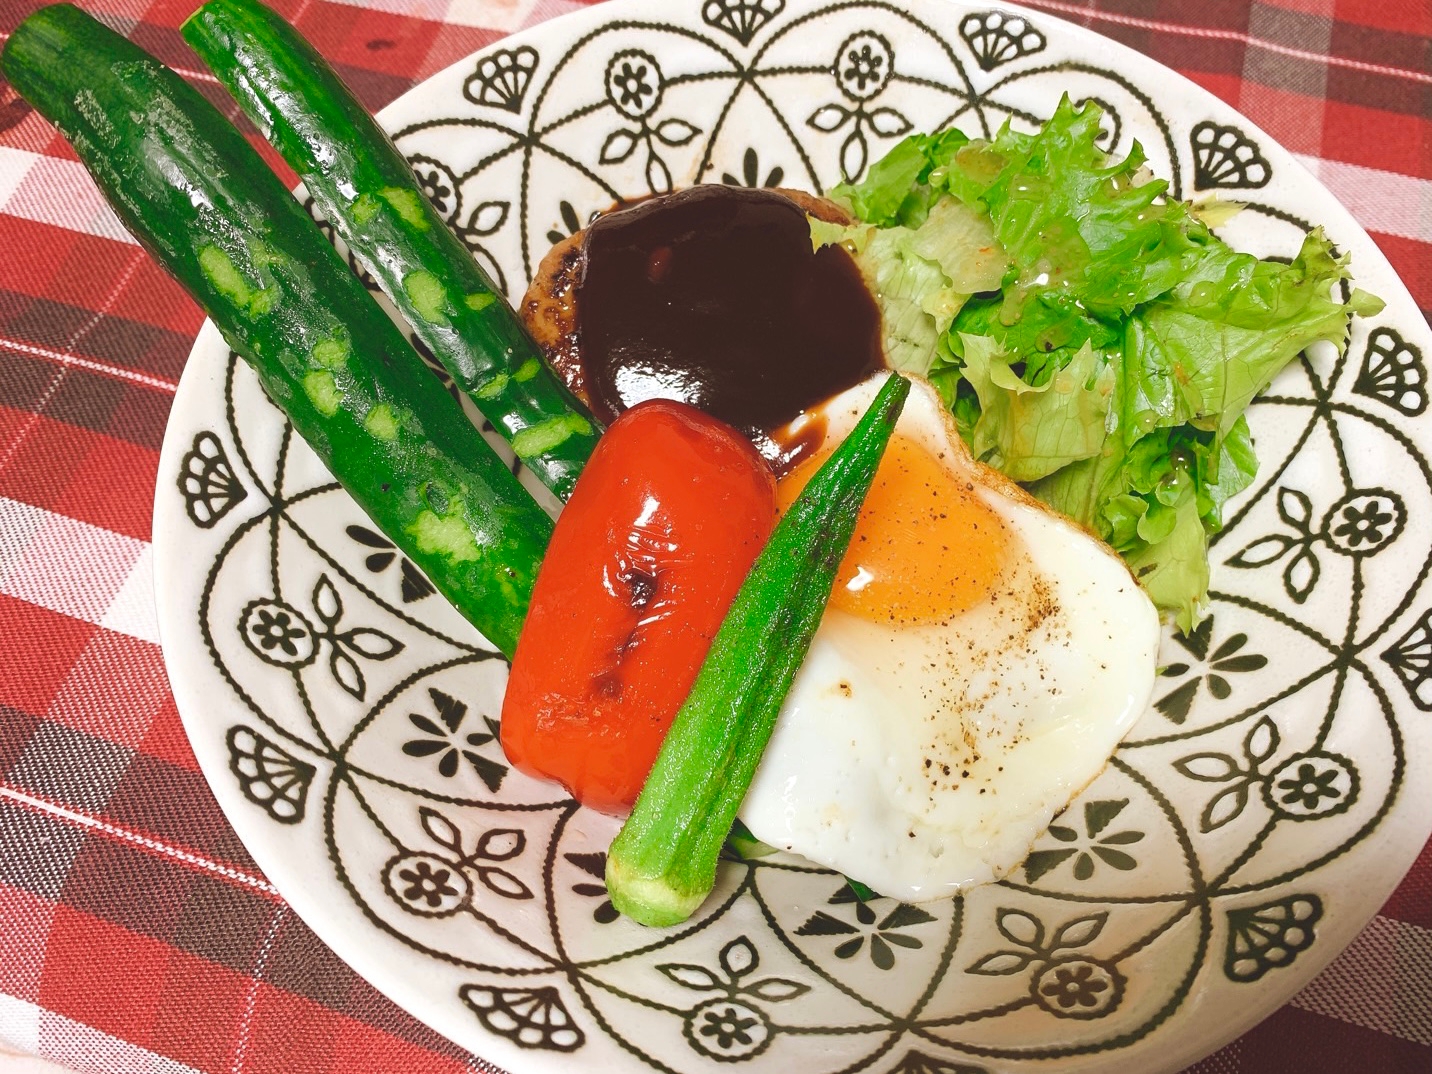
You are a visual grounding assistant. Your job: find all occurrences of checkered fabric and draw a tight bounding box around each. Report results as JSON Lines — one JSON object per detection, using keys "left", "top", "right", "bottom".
{"left": 0, "top": 1, "right": 1427, "bottom": 1072}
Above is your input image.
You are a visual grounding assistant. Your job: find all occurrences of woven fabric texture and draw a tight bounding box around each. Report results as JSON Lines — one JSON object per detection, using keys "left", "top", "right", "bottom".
{"left": 0, "top": 0, "right": 1427, "bottom": 1071}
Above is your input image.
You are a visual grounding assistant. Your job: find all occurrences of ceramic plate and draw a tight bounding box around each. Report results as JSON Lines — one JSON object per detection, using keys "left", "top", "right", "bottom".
{"left": 152, "top": 1, "right": 1432, "bottom": 1071}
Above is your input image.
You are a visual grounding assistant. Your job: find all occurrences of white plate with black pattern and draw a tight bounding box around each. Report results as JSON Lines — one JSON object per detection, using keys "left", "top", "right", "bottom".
{"left": 153, "top": 1, "right": 1432, "bottom": 1071}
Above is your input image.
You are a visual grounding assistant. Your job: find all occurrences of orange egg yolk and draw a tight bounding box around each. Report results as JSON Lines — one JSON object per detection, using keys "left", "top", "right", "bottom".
{"left": 776, "top": 433, "right": 1012, "bottom": 626}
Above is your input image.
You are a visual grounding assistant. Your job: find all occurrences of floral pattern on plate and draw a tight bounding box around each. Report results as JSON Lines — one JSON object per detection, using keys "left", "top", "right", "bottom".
{"left": 152, "top": 2, "right": 1432, "bottom": 1072}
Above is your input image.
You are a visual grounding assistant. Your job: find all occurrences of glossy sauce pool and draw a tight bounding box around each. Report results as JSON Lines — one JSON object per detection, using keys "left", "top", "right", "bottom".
{"left": 575, "top": 185, "right": 885, "bottom": 471}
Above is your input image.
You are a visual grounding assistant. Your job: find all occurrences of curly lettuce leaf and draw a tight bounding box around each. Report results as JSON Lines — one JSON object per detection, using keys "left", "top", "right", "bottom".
{"left": 1124, "top": 228, "right": 1384, "bottom": 443}
{"left": 832, "top": 97, "right": 1381, "bottom": 630}
{"left": 955, "top": 101, "right": 1203, "bottom": 318}
{"left": 1031, "top": 417, "right": 1258, "bottom": 631}
{"left": 1124, "top": 495, "right": 1210, "bottom": 632}
{"left": 810, "top": 199, "right": 1005, "bottom": 374}
{"left": 959, "top": 334, "right": 1115, "bottom": 482}
{"left": 831, "top": 127, "right": 970, "bottom": 228}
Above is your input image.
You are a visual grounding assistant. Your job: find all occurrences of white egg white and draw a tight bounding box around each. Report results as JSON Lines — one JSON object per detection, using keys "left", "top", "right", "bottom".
{"left": 740, "top": 375, "right": 1160, "bottom": 901}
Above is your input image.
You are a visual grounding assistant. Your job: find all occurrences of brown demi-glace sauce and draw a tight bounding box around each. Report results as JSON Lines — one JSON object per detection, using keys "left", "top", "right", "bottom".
{"left": 524, "top": 185, "right": 886, "bottom": 472}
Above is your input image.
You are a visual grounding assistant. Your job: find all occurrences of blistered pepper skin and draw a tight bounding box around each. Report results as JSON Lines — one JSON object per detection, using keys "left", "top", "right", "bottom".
{"left": 501, "top": 399, "right": 776, "bottom": 814}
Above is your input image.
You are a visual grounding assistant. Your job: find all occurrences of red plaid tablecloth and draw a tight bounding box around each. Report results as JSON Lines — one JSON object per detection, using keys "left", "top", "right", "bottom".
{"left": 0, "top": 0, "right": 1427, "bottom": 1071}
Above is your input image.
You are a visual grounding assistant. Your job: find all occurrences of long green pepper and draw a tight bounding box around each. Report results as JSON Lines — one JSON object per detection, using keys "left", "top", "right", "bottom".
{"left": 606, "top": 374, "right": 911, "bottom": 927}
{"left": 182, "top": 0, "right": 601, "bottom": 501}
{"left": 0, "top": 4, "right": 552, "bottom": 658}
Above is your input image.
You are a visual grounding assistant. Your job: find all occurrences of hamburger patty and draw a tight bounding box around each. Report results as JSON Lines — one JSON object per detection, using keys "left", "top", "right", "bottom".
{"left": 519, "top": 187, "right": 859, "bottom": 413}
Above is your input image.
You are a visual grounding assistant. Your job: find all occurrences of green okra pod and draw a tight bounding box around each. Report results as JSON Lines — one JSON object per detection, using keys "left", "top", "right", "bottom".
{"left": 606, "top": 373, "right": 911, "bottom": 927}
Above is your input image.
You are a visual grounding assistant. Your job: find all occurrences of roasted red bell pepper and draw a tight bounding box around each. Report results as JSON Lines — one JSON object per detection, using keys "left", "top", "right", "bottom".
{"left": 500, "top": 399, "right": 776, "bottom": 813}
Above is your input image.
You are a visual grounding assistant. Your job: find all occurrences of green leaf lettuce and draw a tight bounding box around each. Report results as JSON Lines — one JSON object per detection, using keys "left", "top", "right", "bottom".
{"left": 827, "top": 96, "right": 1382, "bottom": 630}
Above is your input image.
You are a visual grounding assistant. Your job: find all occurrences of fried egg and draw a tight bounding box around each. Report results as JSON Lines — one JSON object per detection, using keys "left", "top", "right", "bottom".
{"left": 739, "top": 374, "right": 1160, "bottom": 901}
